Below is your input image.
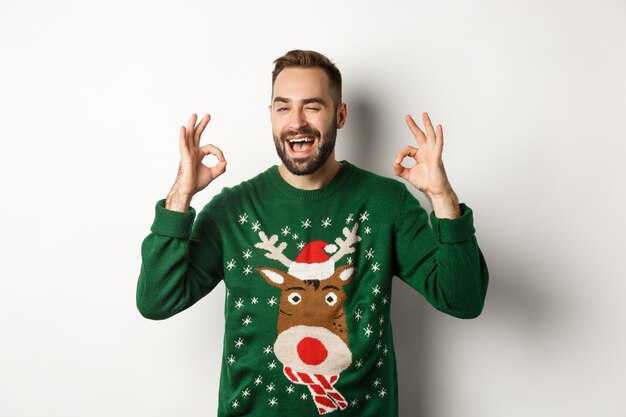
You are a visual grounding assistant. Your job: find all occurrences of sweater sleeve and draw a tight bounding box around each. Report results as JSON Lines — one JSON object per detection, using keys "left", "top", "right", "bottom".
{"left": 136, "top": 195, "right": 225, "bottom": 320}
{"left": 393, "top": 188, "right": 488, "bottom": 318}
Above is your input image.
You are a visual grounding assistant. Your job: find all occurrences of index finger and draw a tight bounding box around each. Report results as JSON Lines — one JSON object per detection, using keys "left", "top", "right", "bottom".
{"left": 405, "top": 114, "right": 427, "bottom": 147}
{"left": 201, "top": 143, "right": 226, "bottom": 162}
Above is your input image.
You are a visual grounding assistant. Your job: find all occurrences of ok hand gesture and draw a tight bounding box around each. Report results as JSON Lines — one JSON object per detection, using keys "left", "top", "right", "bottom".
{"left": 393, "top": 112, "right": 460, "bottom": 218}
{"left": 166, "top": 113, "right": 227, "bottom": 212}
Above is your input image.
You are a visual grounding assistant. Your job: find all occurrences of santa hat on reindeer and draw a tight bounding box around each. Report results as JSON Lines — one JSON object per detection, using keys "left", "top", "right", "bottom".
{"left": 288, "top": 241, "right": 339, "bottom": 281}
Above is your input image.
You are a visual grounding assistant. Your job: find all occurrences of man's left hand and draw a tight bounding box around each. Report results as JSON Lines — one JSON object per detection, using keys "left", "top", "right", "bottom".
{"left": 393, "top": 112, "right": 461, "bottom": 219}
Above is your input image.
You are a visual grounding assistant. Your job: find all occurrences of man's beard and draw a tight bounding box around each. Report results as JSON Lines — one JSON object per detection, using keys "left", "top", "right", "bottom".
{"left": 273, "top": 121, "right": 337, "bottom": 176}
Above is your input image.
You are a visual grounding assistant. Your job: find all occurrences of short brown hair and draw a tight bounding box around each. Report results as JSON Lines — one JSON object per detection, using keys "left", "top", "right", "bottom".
{"left": 272, "top": 50, "right": 342, "bottom": 107}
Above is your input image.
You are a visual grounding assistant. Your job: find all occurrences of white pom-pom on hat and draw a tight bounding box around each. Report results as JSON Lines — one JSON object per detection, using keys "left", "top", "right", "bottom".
{"left": 324, "top": 244, "right": 338, "bottom": 254}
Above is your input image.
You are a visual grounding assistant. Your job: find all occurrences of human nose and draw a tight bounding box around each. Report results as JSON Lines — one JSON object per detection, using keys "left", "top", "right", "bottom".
{"left": 289, "top": 108, "right": 308, "bottom": 130}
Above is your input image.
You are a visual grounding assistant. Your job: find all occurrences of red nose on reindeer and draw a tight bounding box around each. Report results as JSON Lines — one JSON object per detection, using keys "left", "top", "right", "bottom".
{"left": 297, "top": 337, "right": 328, "bottom": 365}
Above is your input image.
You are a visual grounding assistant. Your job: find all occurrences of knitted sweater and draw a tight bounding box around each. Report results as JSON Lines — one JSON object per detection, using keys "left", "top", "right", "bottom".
{"left": 137, "top": 161, "right": 488, "bottom": 416}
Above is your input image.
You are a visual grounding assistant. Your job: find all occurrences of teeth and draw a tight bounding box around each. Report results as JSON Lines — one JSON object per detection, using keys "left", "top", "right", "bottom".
{"left": 288, "top": 137, "right": 313, "bottom": 143}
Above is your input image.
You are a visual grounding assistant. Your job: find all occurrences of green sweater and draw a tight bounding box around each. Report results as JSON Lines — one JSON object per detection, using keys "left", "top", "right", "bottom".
{"left": 137, "top": 161, "right": 488, "bottom": 416}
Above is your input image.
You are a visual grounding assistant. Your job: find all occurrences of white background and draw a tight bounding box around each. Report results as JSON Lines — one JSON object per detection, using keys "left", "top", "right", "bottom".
{"left": 1, "top": 0, "right": 625, "bottom": 416}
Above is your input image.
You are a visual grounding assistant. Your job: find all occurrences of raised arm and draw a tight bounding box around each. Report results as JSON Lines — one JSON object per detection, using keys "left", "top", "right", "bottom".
{"left": 393, "top": 112, "right": 487, "bottom": 318}
{"left": 136, "top": 113, "right": 227, "bottom": 320}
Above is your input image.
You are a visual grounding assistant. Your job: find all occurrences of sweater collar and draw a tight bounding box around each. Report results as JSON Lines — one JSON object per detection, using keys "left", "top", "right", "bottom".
{"left": 267, "top": 161, "right": 355, "bottom": 202}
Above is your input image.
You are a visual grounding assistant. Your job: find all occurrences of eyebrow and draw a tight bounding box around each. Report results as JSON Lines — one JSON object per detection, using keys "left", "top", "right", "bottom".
{"left": 303, "top": 98, "right": 326, "bottom": 105}
{"left": 322, "top": 285, "right": 339, "bottom": 291}
{"left": 273, "top": 97, "right": 327, "bottom": 106}
{"left": 286, "top": 286, "right": 306, "bottom": 291}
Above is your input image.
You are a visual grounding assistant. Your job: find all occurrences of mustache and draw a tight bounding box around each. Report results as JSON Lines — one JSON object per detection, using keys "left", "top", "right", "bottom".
{"left": 280, "top": 127, "right": 321, "bottom": 141}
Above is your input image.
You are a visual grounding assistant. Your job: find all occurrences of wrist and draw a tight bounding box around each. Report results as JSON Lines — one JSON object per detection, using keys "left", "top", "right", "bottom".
{"left": 165, "top": 188, "right": 193, "bottom": 212}
{"left": 428, "top": 189, "right": 460, "bottom": 219}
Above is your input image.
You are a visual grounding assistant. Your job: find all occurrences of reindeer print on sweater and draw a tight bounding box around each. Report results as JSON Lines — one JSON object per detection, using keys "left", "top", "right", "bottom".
{"left": 223, "top": 205, "right": 392, "bottom": 415}
{"left": 256, "top": 224, "right": 361, "bottom": 414}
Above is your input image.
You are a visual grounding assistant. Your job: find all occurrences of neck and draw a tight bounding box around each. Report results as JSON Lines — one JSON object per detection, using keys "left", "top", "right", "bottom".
{"left": 278, "top": 156, "right": 342, "bottom": 190}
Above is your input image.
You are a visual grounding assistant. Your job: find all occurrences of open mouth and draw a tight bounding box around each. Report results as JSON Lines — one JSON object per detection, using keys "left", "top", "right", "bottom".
{"left": 287, "top": 136, "right": 316, "bottom": 154}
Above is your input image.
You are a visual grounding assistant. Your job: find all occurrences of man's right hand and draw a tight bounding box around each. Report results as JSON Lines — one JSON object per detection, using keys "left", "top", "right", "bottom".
{"left": 165, "top": 113, "right": 227, "bottom": 212}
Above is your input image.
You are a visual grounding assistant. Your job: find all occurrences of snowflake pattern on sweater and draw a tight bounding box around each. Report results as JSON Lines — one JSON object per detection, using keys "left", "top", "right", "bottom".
{"left": 138, "top": 161, "right": 487, "bottom": 417}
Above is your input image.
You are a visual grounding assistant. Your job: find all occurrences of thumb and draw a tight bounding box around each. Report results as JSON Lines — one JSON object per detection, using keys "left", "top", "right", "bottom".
{"left": 392, "top": 162, "right": 408, "bottom": 179}
{"left": 210, "top": 160, "right": 227, "bottom": 179}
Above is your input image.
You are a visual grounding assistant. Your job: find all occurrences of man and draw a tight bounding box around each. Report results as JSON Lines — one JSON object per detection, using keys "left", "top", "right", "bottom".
{"left": 137, "top": 50, "right": 488, "bottom": 416}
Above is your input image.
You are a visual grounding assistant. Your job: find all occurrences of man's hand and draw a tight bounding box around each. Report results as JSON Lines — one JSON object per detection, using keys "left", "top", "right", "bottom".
{"left": 393, "top": 112, "right": 460, "bottom": 219}
{"left": 165, "top": 113, "right": 227, "bottom": 212}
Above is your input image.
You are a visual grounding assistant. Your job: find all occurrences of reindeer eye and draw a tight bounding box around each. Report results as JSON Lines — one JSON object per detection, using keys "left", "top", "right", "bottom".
{"left": 288, "top": 292, "right": 302, "bottom": 305}
{"left": 325, "top": 292, "right": 337, "bottom": 306}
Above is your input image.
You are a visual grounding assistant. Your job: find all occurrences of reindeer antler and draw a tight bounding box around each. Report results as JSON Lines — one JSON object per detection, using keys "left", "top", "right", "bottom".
{"left": 255, "top": 232, "right": 293, "bottom": 268}
{"left": 329, "top": 223, "right": 362, "bottom": 263}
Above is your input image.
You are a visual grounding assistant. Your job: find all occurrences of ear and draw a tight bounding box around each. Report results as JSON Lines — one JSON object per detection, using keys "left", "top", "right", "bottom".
{"left": 256, "top": 267, "right": 291, "bottom": 288}
{"left": 337, "top": 102, "right": 348, "bottom": 129}
{"left": 335, "top": 264, "right": 356, "bottom": 284}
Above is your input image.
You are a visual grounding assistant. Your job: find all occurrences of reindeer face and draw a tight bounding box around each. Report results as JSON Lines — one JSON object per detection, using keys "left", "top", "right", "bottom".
{"left": 257, "top": 265, "right": 355, "bottom": 375}
{"left": 254, "top": 225, "right": 361, "bottom": 377}
{"left": 258, "top": 265, "right": 354, "bottom": 339}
